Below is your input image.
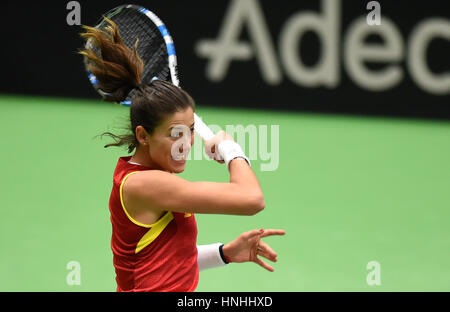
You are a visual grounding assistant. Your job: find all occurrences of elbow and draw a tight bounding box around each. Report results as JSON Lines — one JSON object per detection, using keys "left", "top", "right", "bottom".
{"left": 247, "top": 194, "right": 265, "bottom": 216}
{"left": 256, "top": 194, "right": 265, "bottom": 213}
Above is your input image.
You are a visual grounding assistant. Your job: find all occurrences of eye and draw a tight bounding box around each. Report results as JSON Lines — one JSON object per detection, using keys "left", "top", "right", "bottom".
{"left": 171, "top": 131, "right": 183, "bottom": 138}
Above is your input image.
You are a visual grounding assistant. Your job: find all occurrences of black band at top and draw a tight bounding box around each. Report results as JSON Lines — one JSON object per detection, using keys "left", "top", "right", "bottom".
{"left": 219, "top": 244, "right": 229, "bottom": 264}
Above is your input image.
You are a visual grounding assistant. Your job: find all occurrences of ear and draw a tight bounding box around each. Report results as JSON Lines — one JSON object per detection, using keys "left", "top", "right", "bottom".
{"left": 135, "top": 126, "right": 150, "bottom": 146}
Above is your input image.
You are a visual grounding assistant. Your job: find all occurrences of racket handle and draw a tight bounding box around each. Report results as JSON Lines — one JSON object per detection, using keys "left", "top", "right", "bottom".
{"left": 194, "top": 113, "right": 215, "bottom": 141}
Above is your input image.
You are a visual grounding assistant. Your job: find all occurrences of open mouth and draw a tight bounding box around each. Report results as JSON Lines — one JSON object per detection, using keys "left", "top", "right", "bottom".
{"left": 172, "top": 155, "right": 187, "bottom": 164}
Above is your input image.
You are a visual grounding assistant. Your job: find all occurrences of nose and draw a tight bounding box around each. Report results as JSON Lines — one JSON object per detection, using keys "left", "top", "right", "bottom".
{"left": 179, "top": 142, "right": 192, "bottom": 154}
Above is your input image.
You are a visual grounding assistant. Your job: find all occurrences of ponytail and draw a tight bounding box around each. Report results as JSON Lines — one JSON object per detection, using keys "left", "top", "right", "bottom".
{"left": 79, "top": 18, "right": 143, "bottom": 102}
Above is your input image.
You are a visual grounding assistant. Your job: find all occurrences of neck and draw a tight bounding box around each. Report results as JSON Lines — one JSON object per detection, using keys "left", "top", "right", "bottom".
{"left": 129, "top": 145, "right": 152, "bottom": 167}
{"left": 130, "top": 145, "right": 168, "bottom": 172}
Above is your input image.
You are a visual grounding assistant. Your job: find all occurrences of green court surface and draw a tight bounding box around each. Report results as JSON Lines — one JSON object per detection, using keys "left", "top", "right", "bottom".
{"left": 0, "top": 94, "right": 449, "bottom": 292}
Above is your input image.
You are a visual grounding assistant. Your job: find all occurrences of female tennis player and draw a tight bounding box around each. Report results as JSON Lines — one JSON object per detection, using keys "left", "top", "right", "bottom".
{"left": 80, "top": 20, "right": 285, "bottom": 292}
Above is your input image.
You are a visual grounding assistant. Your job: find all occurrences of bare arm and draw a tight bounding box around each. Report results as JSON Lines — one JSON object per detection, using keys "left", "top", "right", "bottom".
{"left": 124, "top": 133, "right": 265, "bottom": 216}
{"left": 124, "top": 160, "right": 263, "bottom": 216}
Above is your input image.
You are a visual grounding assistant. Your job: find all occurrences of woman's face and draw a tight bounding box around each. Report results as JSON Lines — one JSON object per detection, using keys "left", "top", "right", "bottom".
{"left": 145, "top": 106, "right": 195, "bottom": 173}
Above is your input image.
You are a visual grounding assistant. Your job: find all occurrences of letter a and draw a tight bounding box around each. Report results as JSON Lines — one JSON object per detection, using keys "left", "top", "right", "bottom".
{"left": 66, "top": 260, "right": 81, "bottom": 286}
{"left": 66, "top": 1, "right": 81, "bottom": 26}
{"left": 366, "top": 1, "right": 381, "bottom": 26}
{"left": 366, "top": 260, "right": 381, "bottom": 286}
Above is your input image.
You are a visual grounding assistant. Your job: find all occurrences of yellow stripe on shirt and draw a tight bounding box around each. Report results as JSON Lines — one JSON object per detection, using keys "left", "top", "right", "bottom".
{"left": 119, "top": 171, "right": 174, "bottom": 253}
{"left": 135, "top": 211, "right": 174, "bottom": 254}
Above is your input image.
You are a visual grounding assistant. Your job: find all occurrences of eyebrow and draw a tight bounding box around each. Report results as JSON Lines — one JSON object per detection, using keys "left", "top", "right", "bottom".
{"left": 168, "top": 122, "right": 195, "bottom": 131}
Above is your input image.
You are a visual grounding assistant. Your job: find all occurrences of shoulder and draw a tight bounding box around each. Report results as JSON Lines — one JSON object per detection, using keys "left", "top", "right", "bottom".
{"left": 125, "top": 169, "right": 177, "bottom": 184}
{"left": 122, "top": 170, "right": 186, "bottom": 198}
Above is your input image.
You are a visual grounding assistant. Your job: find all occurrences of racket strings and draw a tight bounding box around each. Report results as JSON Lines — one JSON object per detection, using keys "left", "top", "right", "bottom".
{"left": 111, "top": 11, "right": 169, "bottom": 78}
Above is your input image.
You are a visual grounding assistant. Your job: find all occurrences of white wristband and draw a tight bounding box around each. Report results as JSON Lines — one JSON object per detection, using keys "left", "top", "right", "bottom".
{"left": 217, "top": 140, "right": 251, "bottom": 169}
{"left": 197, "top": 243, "right": 228, "bottom": 271}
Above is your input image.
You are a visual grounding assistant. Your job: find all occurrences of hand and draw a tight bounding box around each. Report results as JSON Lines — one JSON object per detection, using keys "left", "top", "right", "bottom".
{"left": 204, "top": 131, "right": 234, "bottom": 164}
{"left": 222, "top": 229, "right": 286, "bottom": 272}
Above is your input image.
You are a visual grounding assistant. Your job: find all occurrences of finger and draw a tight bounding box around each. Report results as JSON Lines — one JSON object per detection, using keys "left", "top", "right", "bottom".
{"left": 254, "top": 257, "right": 274, "bottom": 272}
{"left": 243, "top": 229, "right": 265, "bottom": 240}
{"left": 257, "top": 241, "right": 277, "bottom": 262}
{"left": 257, "top": 248, "right": 275, "bottom": 262}
{"left": 205, "top": 146, "right": 215, "bottom": 160}
{"left": 260, "top": 229, "right": 286, "bottom": 238}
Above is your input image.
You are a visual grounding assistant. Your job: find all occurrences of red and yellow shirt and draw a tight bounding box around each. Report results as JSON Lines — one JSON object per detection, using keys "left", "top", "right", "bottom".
{"left": 108, "top": 156, "right": 199, "bottom": 292}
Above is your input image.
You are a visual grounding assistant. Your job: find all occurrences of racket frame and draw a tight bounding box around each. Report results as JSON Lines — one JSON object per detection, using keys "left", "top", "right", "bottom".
{"left": 86, "top": 4, "right": 215, "bottom": 141}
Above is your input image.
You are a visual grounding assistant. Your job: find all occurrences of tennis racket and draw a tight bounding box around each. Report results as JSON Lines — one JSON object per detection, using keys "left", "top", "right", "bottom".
{"left": 84, "top": 4, "right": 215, "bottom": 141}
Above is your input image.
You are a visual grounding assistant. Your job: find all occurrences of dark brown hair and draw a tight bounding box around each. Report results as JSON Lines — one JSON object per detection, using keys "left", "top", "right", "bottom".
{"left": 79, "top": 18, "right": 195, "bottom": 153}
